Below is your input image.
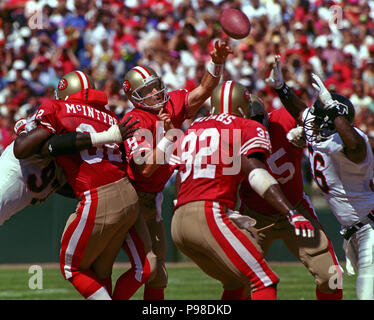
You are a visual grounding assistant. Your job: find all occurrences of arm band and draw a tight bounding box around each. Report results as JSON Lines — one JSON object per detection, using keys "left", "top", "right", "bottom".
{"left": 207, "top": 61, "right": 224, "bottom": 78}
{"left": 274, "top": 83, "right": 292, "bottom": 101}
{"left": 156, "top": 136, "right": 175, "bottom": 163}
{"left": 248, "top": 168, "right": 279, "bottom": 197}
{"left": 47, "top": 132, "right": 79, "bottom": 156}
{"left": 157, "top": 136, "right": 174, "bottom": 153}
{"left": 90, "top": 125, "right": 122, "bottom": 146}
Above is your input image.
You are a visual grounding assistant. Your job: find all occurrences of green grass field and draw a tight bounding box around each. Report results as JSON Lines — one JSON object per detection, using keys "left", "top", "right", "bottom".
{"left": 0, "top": 262, "right": 356, "bottom": 300}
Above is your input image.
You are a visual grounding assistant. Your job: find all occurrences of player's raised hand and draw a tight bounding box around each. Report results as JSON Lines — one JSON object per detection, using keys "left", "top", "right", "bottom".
{"left": 210, "top": 40, "right": 233, "bottom": 64}
{"left": 265, "top": 55, "right": 284, "bottom": 89}
{"left": 118, "top": 115, "right": 139, "bottom": 141}
{"left": 287, "top": 209, "right": 315, "bottom": 238}
{"left": 311, "top": 73, "right": 335, "bottom": 108}
{"left": 158, "top": 108, "right": 174, "bottom": 132}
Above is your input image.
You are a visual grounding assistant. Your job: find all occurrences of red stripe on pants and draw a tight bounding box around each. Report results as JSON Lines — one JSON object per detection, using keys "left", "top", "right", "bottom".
{"left": 204, "top": 201, "right": 278, "bottom": 291}
{"left": 59, "top": 189, "right": 104, "bottom": 299}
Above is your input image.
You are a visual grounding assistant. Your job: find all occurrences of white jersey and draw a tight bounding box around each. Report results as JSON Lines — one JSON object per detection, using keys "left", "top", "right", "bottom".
{"left": 0, "top": 121, "right": 67, "bottom": 226}
{"left": 303, "top": 109, "right": 374, "bottom": 226}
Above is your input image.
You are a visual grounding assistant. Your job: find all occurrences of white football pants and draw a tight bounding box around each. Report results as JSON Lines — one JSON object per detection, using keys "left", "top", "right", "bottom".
{"left": 349, "top": 222, "right": 374, "bottom": 300}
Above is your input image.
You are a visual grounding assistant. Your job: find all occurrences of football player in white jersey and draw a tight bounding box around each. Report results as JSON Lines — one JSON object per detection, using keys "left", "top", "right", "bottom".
{"left": 0, "top": 115, "right": 68, "bottom": 226}
{"left": 266, "top": 55, "right": 374, "bottom": 300}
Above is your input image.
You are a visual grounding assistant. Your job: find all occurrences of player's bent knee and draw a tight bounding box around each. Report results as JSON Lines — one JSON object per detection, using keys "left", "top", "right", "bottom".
{"left": 145, "top": 250, "right": 158, "bottom": 283}
{"left": 315, "top": 265, "right": 343, "bottom": 294}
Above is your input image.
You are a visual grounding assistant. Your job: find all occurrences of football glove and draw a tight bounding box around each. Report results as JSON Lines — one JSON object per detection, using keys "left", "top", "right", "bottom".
{"left": 265, "top": 55, "right": 284, "bottom": 89}
{"left": 311, "top": 73, "right": 335, "bottom": 108}
{"left": 286, "top": 126, "right": 306, "bottom": 148}
{"left": 14, "top": 118, "right": 27, "bottom": 135}
{"left": 287, "top": 209, "right": 314, "bottom": 238}
{"left": 311, "top": 73, "right": 349, "bottom": 120}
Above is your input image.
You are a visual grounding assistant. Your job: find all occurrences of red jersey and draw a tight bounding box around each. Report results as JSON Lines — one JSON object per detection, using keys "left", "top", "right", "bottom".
{"left": 122, "top": 89, "right": 189, "bottom": 193}
{"left": 36, "top": 89, "right": 126, "bottom": 197}
{"left": 239, "top": 108, "right": 304, "bottom": 215}
{"left": 176, "top": 113, "right": 272, "bottom": 210}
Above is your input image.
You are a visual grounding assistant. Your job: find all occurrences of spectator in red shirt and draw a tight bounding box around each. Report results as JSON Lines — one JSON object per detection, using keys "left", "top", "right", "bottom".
{"left": 112, "top": 20, "right": 137, "bottom": 60}
{"left": 324, "top": 65, "right": 353, "bottom": 96}
{"left": 293, "top": 35, "right": 316, "bottom": 63}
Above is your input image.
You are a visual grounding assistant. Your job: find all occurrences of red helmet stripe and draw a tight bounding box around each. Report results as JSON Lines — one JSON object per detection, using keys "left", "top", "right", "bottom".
{"left": 221, "top": 81, "right": 233, "bottom": 114}
{"left": 75, "top": 70, "right": 89, "bottom": 89}
{"left": 220, "top": 81, "right": 226, "bottom": 113}
{"left": 132, "top": 66, "right": 152, "bottom": 79}
{"left": 228, "top": 81, "right": 234, "bottom": 114}
{"left": 74, "top": 71, "right": 85, "bottom": 91}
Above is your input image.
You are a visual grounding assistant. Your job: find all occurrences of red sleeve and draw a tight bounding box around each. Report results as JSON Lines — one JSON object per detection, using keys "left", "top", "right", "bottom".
{"left": 270, "top": 108, "right": 297, "bottom": 129}
{"left": 35, "top": 100, "right": 61, "bottom": 134}
{"left": 121, "top": 112, "right": 153, "bottom": 163}
{"left": 168, "top": 89, "right": 189, "bottom": 127}
{"left": 240, "top": 119, "right": 272, "bottom": 159}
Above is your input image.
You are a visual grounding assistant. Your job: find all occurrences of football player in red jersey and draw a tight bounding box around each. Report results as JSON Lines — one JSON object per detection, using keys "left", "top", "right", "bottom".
{"left": 13, "top": 70, "right": 146, "bottom": 300}
{"left": 172, "top": 81, "right": 314, "bottom": 300}
{"left": 112, "top": 40, "right": 233, "bottom": 300}
{"left": 239, "top": 100, "right": 343, "bottom": 300}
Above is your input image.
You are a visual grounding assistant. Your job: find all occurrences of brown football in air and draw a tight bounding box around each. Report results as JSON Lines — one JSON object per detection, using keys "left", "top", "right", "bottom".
{"left": 219, "top": 8, "right": 251, "bottom": 39}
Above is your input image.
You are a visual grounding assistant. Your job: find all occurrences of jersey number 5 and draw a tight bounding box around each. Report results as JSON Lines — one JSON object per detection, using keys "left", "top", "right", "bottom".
{"left": 266, "top": 147, "right": 295, "bottom": 184}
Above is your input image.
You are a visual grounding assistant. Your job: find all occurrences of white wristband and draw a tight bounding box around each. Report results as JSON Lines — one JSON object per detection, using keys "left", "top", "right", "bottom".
{"left": 157, "top": 136, "right": 175, "bottom": 163}
{"left": 207, "top": 61, "right": 224, "bottom": 78}
{"left": 157, "top": 136, "right": 174, "bottom": 153}
{"left": 248, "top": 168, "right": 278, "bottom": 197}
{"left": 90, "top": 125, "right": 122, "bottom": 146}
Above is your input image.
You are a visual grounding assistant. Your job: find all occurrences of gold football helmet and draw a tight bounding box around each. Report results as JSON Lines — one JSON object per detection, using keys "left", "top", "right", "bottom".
{"left": 55, "top": 70, "right": 95, "bottom": 100}
{"left": 211, "top": 81, "right": 268, "bottom": 125}
{"left": 122, "top": 65, "right": 169, "bottom": 110}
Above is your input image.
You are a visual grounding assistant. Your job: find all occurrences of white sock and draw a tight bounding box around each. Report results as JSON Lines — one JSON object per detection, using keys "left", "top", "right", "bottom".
{"left": 87, "top": 286, "right": 112, "bottom": 300}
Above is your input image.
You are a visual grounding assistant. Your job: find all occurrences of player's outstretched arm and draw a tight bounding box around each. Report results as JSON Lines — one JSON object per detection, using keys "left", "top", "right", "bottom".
{"left": 265, "top": 55, "right": 308, "bottom": 123}
{"left": 186, "top": 40, "right": 233, "bottom": 118}
{"left": 311, "top": 74, "right": 367, "bottom": 163}
{"left": 15, "top": 117, "right": 139, "bottom": 159}
{"left": 241, "top": 154, "right": 314, "bottom": 238}
{"left": 14, "top": 127, "right": 53, "bottom": 159}
{"left": 40, "top": 117, "right": 139, "bottom": 157}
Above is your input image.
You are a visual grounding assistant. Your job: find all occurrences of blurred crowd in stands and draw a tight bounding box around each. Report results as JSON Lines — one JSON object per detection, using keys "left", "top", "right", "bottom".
{"left": 1, "top": 0, "right": 374, "bottom": 154}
